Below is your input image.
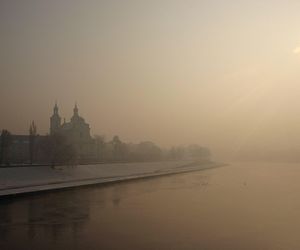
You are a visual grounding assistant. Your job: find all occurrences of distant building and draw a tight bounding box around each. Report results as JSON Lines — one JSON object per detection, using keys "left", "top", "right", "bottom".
{"left": 50, "top": 103, "right": 96, "bottom": 160}
{"left": 1, "top": 103, "right": 97, "bottom": 164}
{"left": 1, "top": 134, "right": 46, "bottom": 164}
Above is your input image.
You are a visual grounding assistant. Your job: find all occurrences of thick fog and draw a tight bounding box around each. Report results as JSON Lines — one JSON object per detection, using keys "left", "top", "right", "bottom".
{"left": 1, "top": 0, "right": 300, "bottom": 161}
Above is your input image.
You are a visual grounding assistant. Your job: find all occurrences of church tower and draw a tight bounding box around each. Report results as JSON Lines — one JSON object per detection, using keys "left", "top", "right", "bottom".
{"left": 50, "top": 102, "right": 61, "bottom": 135}
{"left": 73, "top": 103, "right": 79, "bottom": 117}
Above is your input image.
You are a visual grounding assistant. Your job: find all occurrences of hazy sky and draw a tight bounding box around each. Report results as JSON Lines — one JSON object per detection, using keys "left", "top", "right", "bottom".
{"left": 1, "top": 0, "right": 300, "bottom": 158}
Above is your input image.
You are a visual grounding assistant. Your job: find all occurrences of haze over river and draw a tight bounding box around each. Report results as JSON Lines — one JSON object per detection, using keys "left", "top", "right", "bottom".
{"left": 1, "top": 162, "right": 300, "bottom": 250}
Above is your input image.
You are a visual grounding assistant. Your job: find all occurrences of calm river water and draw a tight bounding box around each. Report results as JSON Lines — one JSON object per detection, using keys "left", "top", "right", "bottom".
{"left": 1, "top": 162, "right": 300, "bottom": 250}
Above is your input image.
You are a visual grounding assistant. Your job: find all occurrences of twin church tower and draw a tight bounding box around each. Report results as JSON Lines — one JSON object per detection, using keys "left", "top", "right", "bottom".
{"left": 50, "top": 103, "right": 96, "bottom": 159}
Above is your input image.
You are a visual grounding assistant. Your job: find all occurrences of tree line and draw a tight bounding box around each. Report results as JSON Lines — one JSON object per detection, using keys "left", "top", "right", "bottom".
{"left": 94, "top": 135, "right": 211, "bottom": 163}
{"left": 0, "top": 126, "right": 211, "bottom": 166}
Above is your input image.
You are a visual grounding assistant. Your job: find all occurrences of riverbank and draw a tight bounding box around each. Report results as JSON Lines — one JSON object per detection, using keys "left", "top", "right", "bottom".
{"left": 0, "top": 160, "right": 224, "bottom": 197}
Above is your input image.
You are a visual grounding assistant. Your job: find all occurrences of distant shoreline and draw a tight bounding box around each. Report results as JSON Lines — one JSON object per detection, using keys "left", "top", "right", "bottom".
{"left": 0, "top": 161, "right": 225, "bottom": 197}
{"left": 0, "top": 159, "right": 211, "bottom": 168}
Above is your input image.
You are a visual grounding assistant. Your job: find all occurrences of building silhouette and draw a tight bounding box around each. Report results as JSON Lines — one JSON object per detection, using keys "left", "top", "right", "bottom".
{"left": 1, "top": 103, "right": 97, "bottom": 164}
{"left": 50, "top": 103, "right": 96, "bottom": 160}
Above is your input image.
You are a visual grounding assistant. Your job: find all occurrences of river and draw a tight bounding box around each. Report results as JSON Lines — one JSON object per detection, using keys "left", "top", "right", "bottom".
{"left": 1, "top": 162, "right": 300, "bottom": 250}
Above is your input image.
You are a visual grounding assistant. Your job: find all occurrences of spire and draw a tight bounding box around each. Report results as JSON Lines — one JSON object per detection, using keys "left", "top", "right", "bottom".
{"left": 73, "top": 102, "right": 79, "bottom": 116}
{"left": 50, "top": 102, "right": 61, "bottom": 135}
{"left": 54, "top": 101, "right": 59, "bottom": 115}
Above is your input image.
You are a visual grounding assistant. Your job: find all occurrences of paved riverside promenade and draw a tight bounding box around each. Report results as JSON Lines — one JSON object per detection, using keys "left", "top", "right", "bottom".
{"left": 0, "top": 161, "right": 222, "bottom": 196}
